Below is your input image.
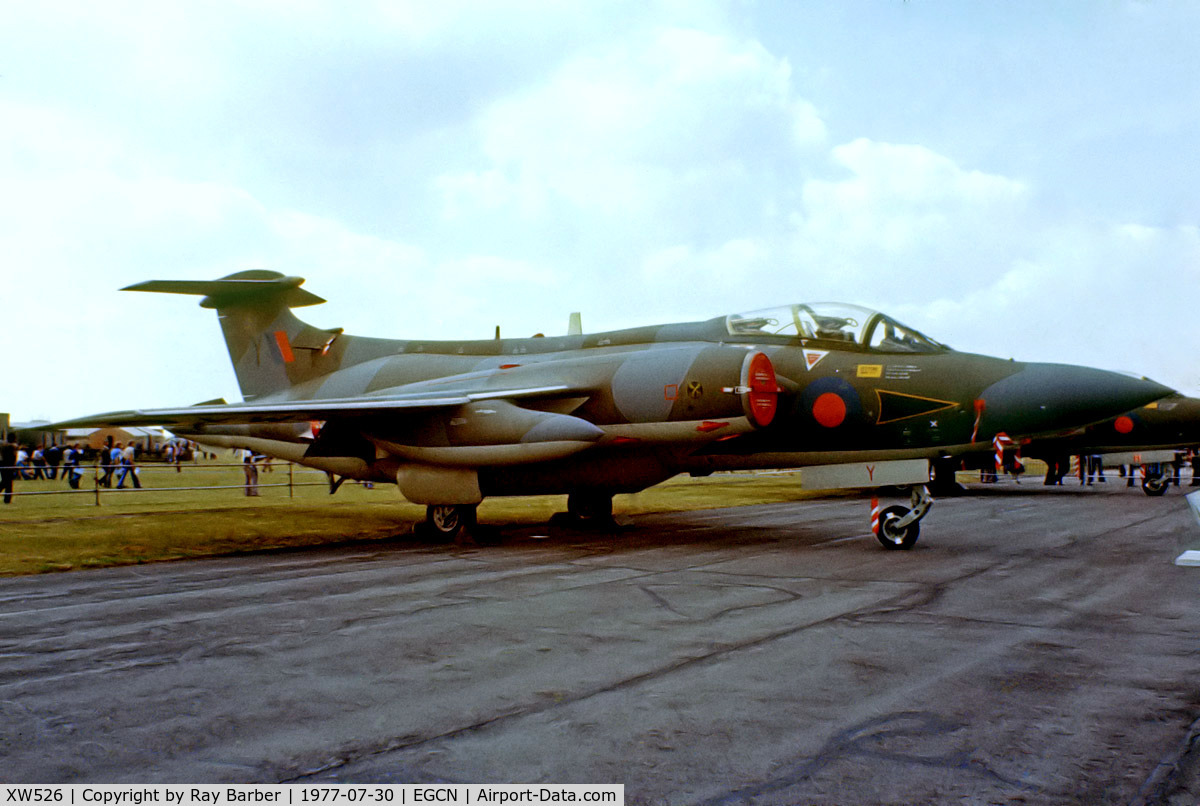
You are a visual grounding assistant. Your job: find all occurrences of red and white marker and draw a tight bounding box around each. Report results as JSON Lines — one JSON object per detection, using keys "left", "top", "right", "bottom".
{"left": 870, "top": 496, "right": 880, "bottom": 535}
{"left": 993, "top": 432, "right": 1013, "bottom": 472}
{"left": 971, "top": 399, "right": 986, "bottom": 442}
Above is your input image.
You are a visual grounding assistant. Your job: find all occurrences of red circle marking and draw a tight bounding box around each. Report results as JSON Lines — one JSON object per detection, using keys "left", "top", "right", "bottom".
{"left": 813, "top": 392, "right": 847, "bottom": 428}
{"left": 1114, "top": 415, "right": 1134, "bottom": 434}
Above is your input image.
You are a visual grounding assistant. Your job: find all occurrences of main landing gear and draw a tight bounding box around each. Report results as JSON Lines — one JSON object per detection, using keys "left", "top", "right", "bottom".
{"left": 425, "top": 504, "right": 475, "bottom": 537}
{"left": 568, "top": 492, "right": 614, "bottom": 526}
{"left": 421, "top": 492, "right": 618, "bottom": 544}
{"left": 875, "top": 486, "right": 934, "bottom": 550}
{"left": 548, "top": 492, "right": 618, "bottom": 530}
{"left": 419, "top": 504, "right": 499, "bottom": 544}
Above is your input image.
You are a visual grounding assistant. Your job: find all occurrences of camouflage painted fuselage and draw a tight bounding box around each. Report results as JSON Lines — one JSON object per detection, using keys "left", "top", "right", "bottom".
{"left": 1011, "top": 394, "right": 1200, "bottom": 463}
{"left": 57, "top": 272, "right": 1173, "bottom": 506}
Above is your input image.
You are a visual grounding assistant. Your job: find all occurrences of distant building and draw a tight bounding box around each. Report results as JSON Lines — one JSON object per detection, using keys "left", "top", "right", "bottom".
{"left": 62, "top": 426, "right": 171, "bottom": 452}
{"left": 7, "top": 419, "right": 65, "bottom": 449}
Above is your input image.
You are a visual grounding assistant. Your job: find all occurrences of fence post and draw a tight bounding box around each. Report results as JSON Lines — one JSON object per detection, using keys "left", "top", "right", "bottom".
{"left": 288, "top": 462, "right": 294, "bottom": 498}
{"left": 93, "top": 462, "right": 101, "bottom": 507}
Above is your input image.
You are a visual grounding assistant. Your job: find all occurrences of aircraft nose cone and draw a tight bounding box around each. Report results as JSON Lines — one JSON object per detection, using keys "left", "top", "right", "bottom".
{"left": 978, "top": 363, "right": 1174, "bottom": 437}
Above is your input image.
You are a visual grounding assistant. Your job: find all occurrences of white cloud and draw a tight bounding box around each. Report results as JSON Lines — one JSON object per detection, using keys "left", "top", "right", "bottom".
{"left": 905, "top": 222, "right": 1200, "bottom": 390}
{"left": 437, "top": 26, "right": 824, "bottom": 226}
{"left": 766, "top": 135, "right": 1199, "bottom": 392}
{"left": 4, "top": 1, "right": 1200, "bottom": 422}
{"left": 789, "top": 138, "right": 1030, "bottom": 298}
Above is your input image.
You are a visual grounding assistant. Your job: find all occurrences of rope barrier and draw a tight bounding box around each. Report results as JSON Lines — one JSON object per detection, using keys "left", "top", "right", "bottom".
{"left": 0, "top": 462, "right": 357, "bottom": 504}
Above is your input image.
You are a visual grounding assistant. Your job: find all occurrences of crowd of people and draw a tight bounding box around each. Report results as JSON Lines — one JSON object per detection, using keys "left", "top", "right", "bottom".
{"left": 0, "top": 438, "right": 207, "bottom": 503}
{"left": 978, "top": 448, "right": 1200, "bottom": 489}
{"left": 1037, "top": 450, "right": 1200, "bottom": 487}
{"left": 3, "top": 437, "right": 1198, "bottom": 505}
{"left": 2, "top": 441, "right": 86, "bottom": 502}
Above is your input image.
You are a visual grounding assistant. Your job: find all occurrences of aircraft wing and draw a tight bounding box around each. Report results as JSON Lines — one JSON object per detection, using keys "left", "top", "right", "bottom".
{"left": 51, "top": 384, "right": 576, "bottom": 429}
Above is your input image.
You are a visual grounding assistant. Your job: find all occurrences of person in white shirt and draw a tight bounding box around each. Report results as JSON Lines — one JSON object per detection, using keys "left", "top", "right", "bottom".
{"left": 116, "top": 442, "right": 141, "bottom": 489}
{"left": 239, "top": 448, "right": 260, "bottom": 496}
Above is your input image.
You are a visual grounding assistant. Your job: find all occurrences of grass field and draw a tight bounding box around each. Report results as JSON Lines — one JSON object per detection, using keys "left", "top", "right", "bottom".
{"left": 0, "top": 459, "right": 838, "bottom": 576}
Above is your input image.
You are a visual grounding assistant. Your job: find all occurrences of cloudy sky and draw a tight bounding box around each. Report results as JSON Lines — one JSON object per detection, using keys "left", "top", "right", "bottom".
{"left": 3, "top": 0, "right": 1198, "bottom": 422}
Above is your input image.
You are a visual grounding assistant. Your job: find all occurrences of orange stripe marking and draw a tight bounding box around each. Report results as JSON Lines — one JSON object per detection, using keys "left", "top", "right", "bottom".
{"left": 274, "top": 331, "right": 295, "bottom": 363}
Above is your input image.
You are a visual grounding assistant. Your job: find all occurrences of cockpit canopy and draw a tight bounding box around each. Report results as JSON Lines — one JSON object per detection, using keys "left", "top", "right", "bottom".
{"left": 726, "top": 303, "right": 946, "bottom": 354}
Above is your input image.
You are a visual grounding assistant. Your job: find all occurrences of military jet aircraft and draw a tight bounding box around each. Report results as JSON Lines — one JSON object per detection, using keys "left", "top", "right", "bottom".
{"left": 1010, "top": 394, "right": 1200, "bottom": 495}
{"left": 54, "top": 270, "right": 1172, "bottom": 549}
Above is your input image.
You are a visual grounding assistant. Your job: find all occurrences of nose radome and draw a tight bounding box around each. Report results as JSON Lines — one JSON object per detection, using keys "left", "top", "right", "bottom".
{"left": 978, "top": 363, "right": 1175, "bottom": 438}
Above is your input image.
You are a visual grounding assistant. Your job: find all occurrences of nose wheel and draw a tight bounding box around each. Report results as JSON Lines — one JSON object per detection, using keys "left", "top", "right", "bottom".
{"left": 1142, "top": 473, "right": 1170, "bottom": 497}
{"left": 1138, "top": 462, "right": 1174, "bottom": 496}
{"left": 875, "top": 486, "right": 934, "bottom": 550}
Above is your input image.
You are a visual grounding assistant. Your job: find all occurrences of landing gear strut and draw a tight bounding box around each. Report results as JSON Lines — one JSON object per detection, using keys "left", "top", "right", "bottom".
{"left": 424, "top": 504, "right": 477, "bottom": 540}
{"left": 928, "top": 457, "right": 966, "bottom": 496}
{"left": 875, "top": 486, "right": 934, "bottom": 550}
{"left": 568, "top": 492, "right": 613, "bottom": 522}
{"left": 552, "top": 492, "right": 616, "bottom": 529}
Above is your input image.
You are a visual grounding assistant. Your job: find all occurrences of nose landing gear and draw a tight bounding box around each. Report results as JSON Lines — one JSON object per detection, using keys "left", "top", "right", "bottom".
{"left": 875, "top": 486, "right": 934, "bottom": 550}
{"left": 1141, "top": 463, "right": 1171, "bottom": 497}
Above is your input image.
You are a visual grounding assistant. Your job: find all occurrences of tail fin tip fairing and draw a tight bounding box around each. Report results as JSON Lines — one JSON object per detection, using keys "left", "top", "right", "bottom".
{"left": 122, "top": 270, "right": 325, "bottom": 309}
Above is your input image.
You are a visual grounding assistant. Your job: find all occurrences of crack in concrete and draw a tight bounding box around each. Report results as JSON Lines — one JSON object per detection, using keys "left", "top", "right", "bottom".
{"left": 280, "top": 581, "right": 928, "bottom": 782}
{"left": 696, "top": 711, "right": 1039, "bottom": 805}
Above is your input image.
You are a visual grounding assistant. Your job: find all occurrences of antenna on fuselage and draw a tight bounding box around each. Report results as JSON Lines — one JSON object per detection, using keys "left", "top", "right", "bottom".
{"left": 568, "top": 312, "right": 582, "bottom": 336}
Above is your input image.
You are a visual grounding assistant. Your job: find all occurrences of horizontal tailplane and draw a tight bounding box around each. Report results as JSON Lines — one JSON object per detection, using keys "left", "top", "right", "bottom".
{"left": 123, "top": 270, "right": 325, "bottom": 309}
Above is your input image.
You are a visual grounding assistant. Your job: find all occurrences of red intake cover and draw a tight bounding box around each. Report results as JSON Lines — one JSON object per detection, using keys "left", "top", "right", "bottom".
{"left": 744, "top": 352, "right": 779, "bottom": 427}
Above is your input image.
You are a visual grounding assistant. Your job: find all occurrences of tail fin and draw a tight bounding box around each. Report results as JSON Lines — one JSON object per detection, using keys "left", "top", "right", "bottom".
{"left": 125, "top": 270, "right": 341, "bottom": 400}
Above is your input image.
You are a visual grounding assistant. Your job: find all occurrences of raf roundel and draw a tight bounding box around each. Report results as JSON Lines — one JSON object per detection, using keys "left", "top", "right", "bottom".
{"left": 813, "top": 392, "right": 847, "bottom": 428}
{"left": 798, "top": 376, "right": 863, "bottom": 430}
{"left": 1114, "top": 415, "right": 1135, "bottom": 434}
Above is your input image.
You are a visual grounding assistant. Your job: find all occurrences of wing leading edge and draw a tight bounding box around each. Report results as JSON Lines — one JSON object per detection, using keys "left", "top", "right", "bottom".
{"left": 51, "top": 385, "right": 576, "bottom": 429}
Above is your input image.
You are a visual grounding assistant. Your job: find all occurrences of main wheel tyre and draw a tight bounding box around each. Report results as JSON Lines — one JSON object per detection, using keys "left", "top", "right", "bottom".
{"left": 567, "top": 492, "right": 613, "bottom": 525}
{"left": 1142, "top": 475, "right": 1170, "bottom": 497}
{"left": 876, "top": 504, "right": 920, "bottom": 550}
{"left": 426, "top": 504, "right": 477, "bottom": 538}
